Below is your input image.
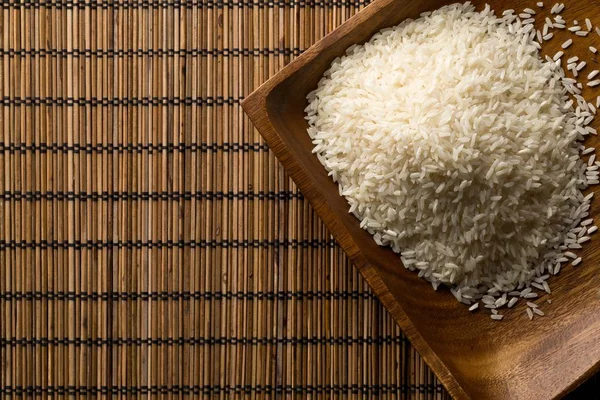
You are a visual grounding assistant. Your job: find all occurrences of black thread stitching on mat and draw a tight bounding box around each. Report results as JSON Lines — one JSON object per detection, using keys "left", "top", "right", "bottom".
{"left": 0, "top": 1, "right": 371, "bottom": 9}
{"left": 0, "top": 336, "right": 408, "bottom": 346}
{"left": 0, "top": 384, "right": 443, "bottom": 395}
{"left": 0, "top": 191, "right": 304, "bottom": 201}
{"left": 0, "top": 239, "right": 337, "bottom": 249}
{"left": 1, "top": 97, "right": 241, "bottom": 106}
{"left": 0, "top": 142, "right": 269, "bottom": 153}
{"left": 0, "top": 290, "right": 375, "bottom": 301}
{"left": 1, "top": 48, "right": 305, "bottom": 58}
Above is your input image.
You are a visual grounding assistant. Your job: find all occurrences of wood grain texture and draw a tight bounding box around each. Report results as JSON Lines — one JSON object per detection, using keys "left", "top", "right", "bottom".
{"left": 242, "top": 0, "right": 600, "bottom": 398}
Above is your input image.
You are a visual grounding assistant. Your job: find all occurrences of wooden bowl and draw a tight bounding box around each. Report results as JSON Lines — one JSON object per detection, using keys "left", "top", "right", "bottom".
{"left": 242, "top": 0, "right": 600, "bottom": 398}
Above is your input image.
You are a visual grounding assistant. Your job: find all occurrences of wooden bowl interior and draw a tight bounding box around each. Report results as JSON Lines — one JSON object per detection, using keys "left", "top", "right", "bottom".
{"left": 255, "top": 0, "right": 600, "bottom": 398}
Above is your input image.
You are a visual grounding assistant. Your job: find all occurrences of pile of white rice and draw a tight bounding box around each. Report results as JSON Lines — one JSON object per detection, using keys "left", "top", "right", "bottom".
{"left": 305, "top": 2, "right": 598, "bottom": 317}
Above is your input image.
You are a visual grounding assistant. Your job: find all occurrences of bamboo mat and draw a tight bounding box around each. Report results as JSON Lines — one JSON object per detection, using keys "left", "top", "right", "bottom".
{"left": 0, "top": 0, "right": 597, "bottom": 398}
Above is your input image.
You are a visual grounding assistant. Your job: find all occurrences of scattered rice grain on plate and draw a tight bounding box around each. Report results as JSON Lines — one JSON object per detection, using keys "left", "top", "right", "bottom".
{"left": 543, "top": 24, "right": 550, "bottom": 35}
{"left": 533, "top": 308, "right": 545, "bottom": 316}
{"left": 553, "top": 50, "right": 564, "bottom": 60}
{"left": 556, "top": 3, "right": 565, "bottom": 13}
{"left": 543, "top": 281, "right": 551, "bottom": 293}
{"left": 582, "top": 147, "right": 595, "bottom": 155}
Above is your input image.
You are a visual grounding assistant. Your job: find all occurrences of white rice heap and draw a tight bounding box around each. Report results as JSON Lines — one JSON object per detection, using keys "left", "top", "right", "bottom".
{"left": 305, "top": 2, "right": 598, "bottom": 311}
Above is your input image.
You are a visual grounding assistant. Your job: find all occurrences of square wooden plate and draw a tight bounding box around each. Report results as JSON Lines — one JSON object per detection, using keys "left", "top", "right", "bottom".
{"left": 242, "top": 0, "right": 600, "bottom": 398}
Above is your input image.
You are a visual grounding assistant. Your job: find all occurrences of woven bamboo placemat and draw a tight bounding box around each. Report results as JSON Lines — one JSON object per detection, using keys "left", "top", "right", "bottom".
{"left": 0, "top": 0, "right": 598, "bottom": 398}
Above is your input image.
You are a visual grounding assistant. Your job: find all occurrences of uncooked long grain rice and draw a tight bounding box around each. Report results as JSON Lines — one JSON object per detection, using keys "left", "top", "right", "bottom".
{"left": 582, "top": 147, "right": 595, "bottom": 155}
{"left": 552, "top": 3, "right": 564, "bottom": 13}
{"left": 543, "top": 281, "right": 551, "bottom": 293}
{"left": 527, "top": 308, "right": 534, "bottom": 320}
{"left": 306, "top": 2, "right": 598, "bottom": 319}
{"left": 553, "top": 50, "right": 564, "bottom": 60}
